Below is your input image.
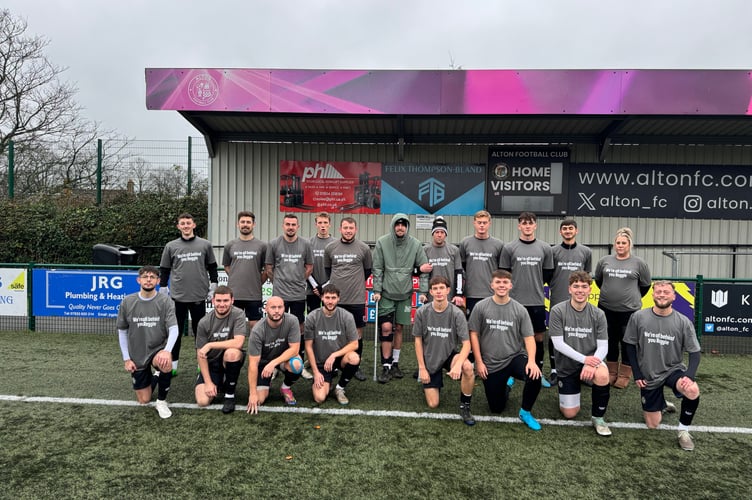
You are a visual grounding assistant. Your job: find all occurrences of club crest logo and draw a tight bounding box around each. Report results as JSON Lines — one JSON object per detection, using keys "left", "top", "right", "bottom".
{"left": 711, "top": 289, "right": 728, "bottom": 308}
{"left": 188, "top": 74, "right": 219, "bottom": 106}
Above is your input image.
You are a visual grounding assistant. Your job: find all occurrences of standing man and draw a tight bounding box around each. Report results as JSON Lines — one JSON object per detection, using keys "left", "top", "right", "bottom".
{"left": 549, "top": 218, "right": 592, "bottom": 384}
{"left": 304, "top": 284, "right": 361, "bottom": 405}
{"left": 159, "top": 213, "right": 219, "bottom": 375}
{"left": 549, "top": 271, "right": 612, "bottom": 436}
{"left": 265, "top": 213, "right": 313, "bottom": 377}
{"left": 246, "top": 297, "right": 304, "bottom": 412}
{"left": 420, "top": 216, "right": 465, "bottom": 307}
{"left": 372, "top": 213, "right": 429, "bottom": 383}
{"left": 194, "top": 285, "right": 248, "bottom": 414}
{"left": 468, "top": 270, "right": 543, "bottom": 431}
{"left": 414, "top": 276, "right": 475, "bottom": 426}
{"left": 459, "top": 210, "right": 504, "bottom": 316}
{"left": 222, "top": 211, "right": 267, "bottom": 330}
{"left": 117, "top": 266, "right": 179, "bottom": 419}
{"left": 624, "top": 281, "right": 702, "bottom": 451}
{"left": 307, "top": 212, "right": 334, "bottom": 313}
{"left": 324, "top": 216, "right": 372, "bottom": 381}
{"left": 500, "top": 211, "right": 554, "bottom": 387}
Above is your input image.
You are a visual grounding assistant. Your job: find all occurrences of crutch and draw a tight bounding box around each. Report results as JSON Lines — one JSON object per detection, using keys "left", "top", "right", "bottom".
{"left": 373, "top": 299, "right": 379, "bottom": 381}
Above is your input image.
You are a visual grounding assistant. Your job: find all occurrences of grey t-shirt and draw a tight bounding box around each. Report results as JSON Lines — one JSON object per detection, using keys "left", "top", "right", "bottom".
{"left": 423, "top": 242, "right": 463, "bottom": 299}
{"left": 117, "top": 293, "right": 178, "bottom": 370}
{"left": 549, "top": 301, "right": 607, "bottom": 378}
{"left": 308, "top": 235, "right": 334, "bottom": 295}
{"left": 303, "top": 307, "right": 359, "bottom": 364}
{"left": 468, "top": 297, "right": 533, "bottom": 373}
{"left": 324, "top": 238, "right": 372, "bottom": 305}
{"left": 459, "top": 236, "right": 504, "bottom": 299}
{"left": 160, "top": 236, "right": 217, "bottom": 302}
{"left": 248, "top": 313, "right": 301, "bottom": 363}
{"left": 195, "top": 306, "right": 249, "bottom": 363}
{"left": 412, "top": 302, "right": 469, "bottom": 374}
{"left": 222, "top": 238, "right": 267, "bottom": 301}
{"left": 549, "top": 243, "right": 593, "bottom": 306}
{"left": 265, "top": 236, "right": 313, "bottom": 301}
{"left": 500, "top": 239, "right": 553, "bottom": 306}
{"left": 623, "top": 308, "right": 701, "bottom": 389}
{"left": 594, "top": 255, "right": 651, "bottom": 312}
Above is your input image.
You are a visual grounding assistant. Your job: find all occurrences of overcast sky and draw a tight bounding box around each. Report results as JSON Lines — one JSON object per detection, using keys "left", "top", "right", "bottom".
{"left": 5, "top": 1, "right": 752, "bottom": 140}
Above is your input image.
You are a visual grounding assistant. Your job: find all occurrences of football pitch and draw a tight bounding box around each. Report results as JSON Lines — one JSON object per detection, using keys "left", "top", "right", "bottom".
{"left": 1, "top": 331, "right": 750, "bottom": 499}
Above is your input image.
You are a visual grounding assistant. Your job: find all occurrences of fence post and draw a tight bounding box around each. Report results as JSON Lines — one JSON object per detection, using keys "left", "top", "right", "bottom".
{"left": 695, "top": 274, "right": 703, "bottom": 343}
{"left": 187, "top": 136, "right": 193, "bottom": 196}
{"left": 8, "top": 140, "right": 14, "bottom": 199}
{"left": 96, "top": 139, "right": 103, "bottom": 205}
{"left": 28, "top": 263, "right": 35, "bottom": 331}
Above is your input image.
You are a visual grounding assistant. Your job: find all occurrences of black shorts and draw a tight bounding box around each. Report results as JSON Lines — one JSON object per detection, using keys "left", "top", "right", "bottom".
{"left": 234, "top": 300, "right": 264, "bottom": 321}
{"left": 285, "top": 300, "right": 306, "bottom": 323}
{"left": 316, "top": 357, "right": 345, "bottom": 383}
{"left": 339, "top": 303, "right": 367, "bottom": 329}
{"left": 131, "top": 353, "right": 160, "bottom": 390}
{"left": 306, "top": 294, "right": 322, "bottom": 313}
{"left": 196, "top": 358, "right": 224, "bottom": 387}
{"left": 524, "top": 305, "right": 547, "bottom": 333}
{"left": 422, "top": 353, "right": 457, "bottom": 390}
{"left": 557, "top": 369, "right": 591, "bottom": 395}
{"left": 640, "top": 369, "right": 686, "bottom": 412}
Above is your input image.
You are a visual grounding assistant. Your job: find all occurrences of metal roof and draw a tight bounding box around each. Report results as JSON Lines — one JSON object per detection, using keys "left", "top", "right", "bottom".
{"left": 180, "top": 112, "right": 752, "bottom": 158}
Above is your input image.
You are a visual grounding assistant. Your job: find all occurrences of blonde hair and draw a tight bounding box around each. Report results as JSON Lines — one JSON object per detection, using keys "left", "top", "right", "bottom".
{"left": 614, "top": 227, "right": 634, "bottom": 251}
{"left": 474, "top": 210, "right": 491, "bottom": 220}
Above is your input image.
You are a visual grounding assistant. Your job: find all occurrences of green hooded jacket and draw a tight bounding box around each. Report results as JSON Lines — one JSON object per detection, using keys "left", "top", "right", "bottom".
{"left": 372, "top": 213, "right": 428, "bottom": 300}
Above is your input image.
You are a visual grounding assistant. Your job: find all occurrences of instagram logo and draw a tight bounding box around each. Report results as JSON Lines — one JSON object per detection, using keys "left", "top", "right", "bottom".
{"left": 683, "top": 195, "right": 702, "bottom": 213}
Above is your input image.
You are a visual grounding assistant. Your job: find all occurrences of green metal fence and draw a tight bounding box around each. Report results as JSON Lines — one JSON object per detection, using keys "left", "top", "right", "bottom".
{"left": 1, "top": 262, "right": 750, "bottom": 354}
{"left": 1, "top": 138, "right": 209, "bottom": 201}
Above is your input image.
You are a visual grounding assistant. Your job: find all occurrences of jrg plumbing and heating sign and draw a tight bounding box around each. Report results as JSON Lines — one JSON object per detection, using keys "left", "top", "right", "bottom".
{"left": 32, "top": 269, "right": 140, "bottom": 317}
{"left": 486, "top": 147, "right": 570, "bottom": 216}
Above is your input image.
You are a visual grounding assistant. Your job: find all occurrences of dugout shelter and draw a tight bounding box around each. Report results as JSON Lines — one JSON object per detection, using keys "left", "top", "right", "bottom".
{"left": 145, "top": 69, "right": 752, "bottom": 279}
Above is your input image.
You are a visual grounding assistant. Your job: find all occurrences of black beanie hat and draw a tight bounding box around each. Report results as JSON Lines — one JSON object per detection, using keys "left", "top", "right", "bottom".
{"left": 431, "top": 217, "right": 448, "bottom": 236}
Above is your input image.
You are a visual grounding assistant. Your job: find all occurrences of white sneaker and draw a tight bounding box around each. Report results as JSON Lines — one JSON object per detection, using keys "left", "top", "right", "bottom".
{"left": 334, "top": 387, "right": 349, "bottom": 405}
{"left": 662, "top": 401, "right": 677, "bottom": 414}
{"left": 678, "top": 430, "right": 694, "bottom": 451}
{"left": 591, "top": 416, "right": 612, "bottom": 437}
{"left": 155, "top": 399, "right": 172, "bottom": 419}
{"left": 301, "top": 368, "right": 314, "bottom": 380}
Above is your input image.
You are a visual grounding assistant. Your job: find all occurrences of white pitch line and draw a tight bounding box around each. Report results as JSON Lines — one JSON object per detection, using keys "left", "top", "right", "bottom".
{"left": 1, "top": 394, "right": 751, "bottom": 435}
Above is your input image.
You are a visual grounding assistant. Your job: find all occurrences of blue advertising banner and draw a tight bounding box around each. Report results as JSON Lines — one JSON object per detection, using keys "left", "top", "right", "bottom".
{"left": 32, "top": 269, "right": 140, "bottom": 318}
{"left": 380, "top": 163, "right": 485, "bottom": 215}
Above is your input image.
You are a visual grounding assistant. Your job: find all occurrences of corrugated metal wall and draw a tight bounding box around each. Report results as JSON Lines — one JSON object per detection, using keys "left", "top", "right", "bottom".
{"left": 210, "top": 141, "right": 752, "bottom": 279}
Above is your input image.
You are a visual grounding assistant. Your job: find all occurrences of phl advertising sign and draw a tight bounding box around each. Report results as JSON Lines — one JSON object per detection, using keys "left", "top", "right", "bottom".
{"left": 380, "top": 163, "right": 485, "bottom": 215}
{"left": 486, "top": 147, "right": 570, "bottom": 216}
{"left": 279, "top": 161, "right": 381, "bottom": 214}
{"left": 569, "top": 164, "right": 752, "bottom": 219}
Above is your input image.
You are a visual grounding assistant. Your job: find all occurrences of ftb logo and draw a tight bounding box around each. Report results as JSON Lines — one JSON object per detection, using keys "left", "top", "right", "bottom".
{"left": 711, "top": 289, "right": 728, "bottom": 308}
{"left": 418, "top": 178, "right": 445, "bottom": 207}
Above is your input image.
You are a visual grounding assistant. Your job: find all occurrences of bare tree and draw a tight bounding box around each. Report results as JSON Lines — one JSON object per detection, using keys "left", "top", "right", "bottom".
{"left": 0, "top": 9, "right": 131, "bottom": 197}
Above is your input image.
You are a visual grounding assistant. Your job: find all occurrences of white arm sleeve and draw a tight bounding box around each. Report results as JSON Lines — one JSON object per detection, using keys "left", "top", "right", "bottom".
{"left": 551, "top": 335, "right": 586, "bottom": 364}
{"left": 165, "top": 325, "right": 179, "bottom": 353}
{"left": 118, "top": 329, "right": 130, "bottom": 360}
{"left": 594, "top": 339, "right": 608, "bottom": 361}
